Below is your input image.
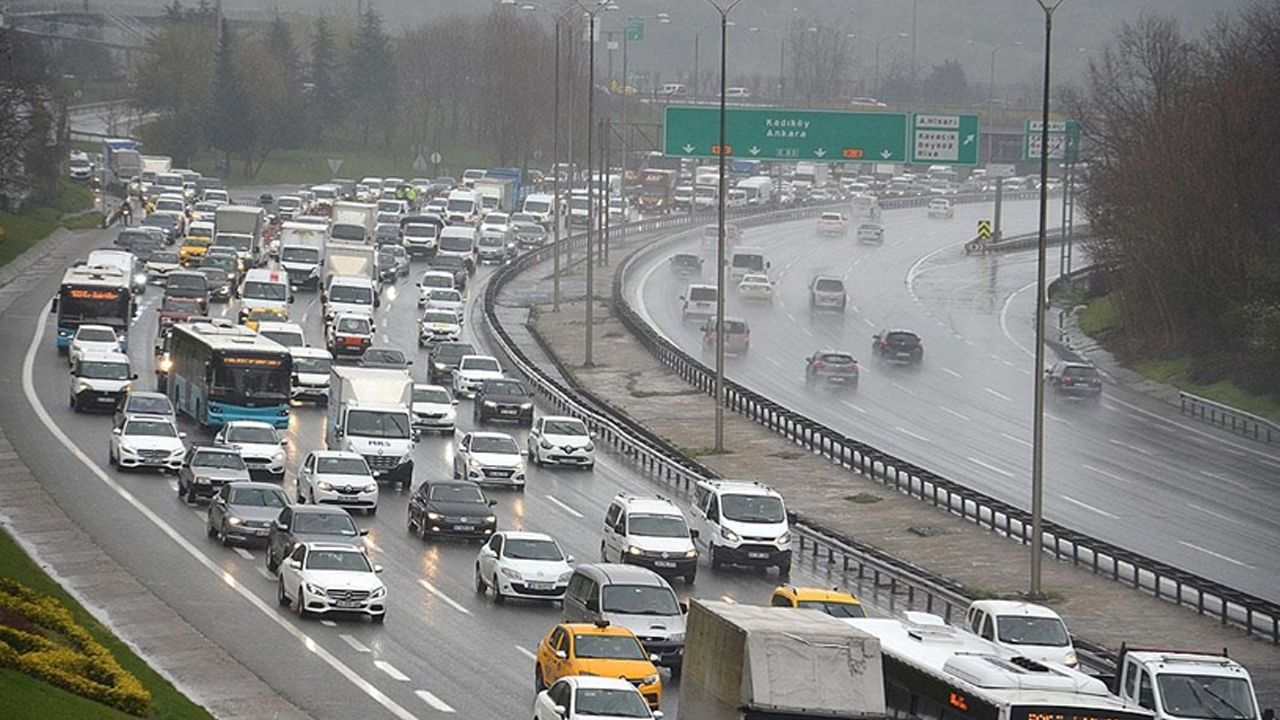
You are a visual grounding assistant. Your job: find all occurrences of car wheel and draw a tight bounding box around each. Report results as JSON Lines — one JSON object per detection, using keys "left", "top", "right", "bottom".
{"left": 600, "top": 541, "right": 609, "bottom": 562}
{"left": 492, "top": 575, "right": 505, "bottom": 605}
{"left": 296, "top": 486, "right": 306, "bottom": 504}
{"left": 535, "top": 664, "right": 546, "bottom": 693}
{"left": 218, "top": 521, "right": 230, "bottom": 546}
{"left": 710, "top": 544, "right": 723, "bottom": 569}
{"left": 277, "top": 578, "right": 289, "bottom": 607}
{"left": 206, "top": 520, "right": 217, "bottom": 538}
{"left": 778, "top": 563, "right": 792, "bottom": 581}
{"left": 367, "top": 506, "right": 377, "bottom": 517}
{"left": 184, "top": 483, "right": 197, "bottom": 506}
{"left": 452, "top": 463, "right": 461, "bottom": 480}
{"left": 372, "top": 611, "right": 385, "bottom": 624}
{"left": 295, "top": 587, "right": 310, "bottom": 618}
{"left": 474, "top": 565, "right": 487, "bottom": 595}
{"left": 406, "top": 510, "right": 415, "bottom": 533}
{"left": 685, "top": 571, "right": 696, "bottom": 585}
{"left": 266, "top": 549, "right": 279, "bottom": 574}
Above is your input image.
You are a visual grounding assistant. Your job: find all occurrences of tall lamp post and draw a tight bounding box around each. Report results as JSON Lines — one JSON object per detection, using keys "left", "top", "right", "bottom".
{"left": 581, "top": 0, "right": 618, "bottom": 368}
{"left": 874, "top": 32, "right": 909, "bottom": 100}
{"left": 1029, "top": 0, "right": 1066, "bottom": 600}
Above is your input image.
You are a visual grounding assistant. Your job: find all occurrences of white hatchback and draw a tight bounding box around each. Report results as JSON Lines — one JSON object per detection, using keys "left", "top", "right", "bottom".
{"left": 215, "top": 420, "right": 287, "bottom": 481}
{"left": 69, "top": 324, "right": 123, "bottom": 367}
{"left": 475, "top": 531, "right": 574, "bottom": 603}
{"left": 527, "top": 416, "right": 595, "bottom": 469}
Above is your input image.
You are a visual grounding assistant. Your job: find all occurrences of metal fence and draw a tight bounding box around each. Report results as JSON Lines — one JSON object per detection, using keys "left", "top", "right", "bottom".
{"left": 1180, "top": 392, "right": 1279, "bottom": 445}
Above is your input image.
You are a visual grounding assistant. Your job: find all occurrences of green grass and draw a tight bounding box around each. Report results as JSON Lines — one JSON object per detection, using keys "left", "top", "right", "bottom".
{"left": 185, "top": 142, "right": 496, "bottom": 188}
{"left": 0, "top": 528, "right": 215, "bottom": 719}
{"left": 1077, "top": 294, "right": 1121, "bottom": 343}
{"left": 0, "top": 184, "right": 101, "bottom": 268}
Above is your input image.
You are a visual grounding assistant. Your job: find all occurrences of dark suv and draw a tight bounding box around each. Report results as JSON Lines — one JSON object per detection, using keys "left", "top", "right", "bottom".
{"left": 871, "top": 330, "right": 923, "bottom": 365}
{"left": 804, "top": 351, "right": 860, "bottom": 388}
{"left": 427, "top": 341, "right": 476, "bottom": 383}
{"left": 1046, "top": 361, "right": 1103, "bottom": 400}
{"left": 474, "top": 378, "right": 535, "bottom": 425}
{"left": 265, "top": 505, "right": 367, "bottom": 573}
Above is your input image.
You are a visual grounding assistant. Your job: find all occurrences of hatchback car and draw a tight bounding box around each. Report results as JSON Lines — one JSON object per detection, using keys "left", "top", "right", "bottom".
{"left": 177, "top": 445, "right": 251, "bottom": 504}
{"left": 206, "top": 481, "right": 289, "bottom": 546}
{"left": 809, "top": 275, "right": 847, "bottom": 313}
{"left": 406, "top": 479, "right": 497, "bottom": 542}
{"left": 1046, "top": 361, "right": 1103, "bottom": 401}
{"left": 473, "top": 378, "right": 534, "bottom": 425}
{"left": 453, "top": 431, "right": 526, "bottom": 489}
{"left": 669, "top": 253, "right": 703, "bottom": 277}
{"left": 326, "top": 314, "right": 375, "bottom": 357}
{"left": 527, "top": 416, "right": 595, "bottom": 469}
{"left": 265, "top": 505, "right": 366, "bottom": 573}
{"left": 701, "top": 317, "right": 750, "bottom": 356}
{"left": 475, "top": 531, "right": 573, "bottom": 603}
{"left": 214, "top": 420, "right": 287, "bottom": 481}
{"left": 871, "top": 330, "right": 924, "bottom": 364}
{"left": 428, "top": 342, "right": 476, "bottom": 384}
{"left": 804, "top": 351, "right": 860, "bottom": 389}
{"left": 737, "top": 273, "right": 773, "bottom": 302}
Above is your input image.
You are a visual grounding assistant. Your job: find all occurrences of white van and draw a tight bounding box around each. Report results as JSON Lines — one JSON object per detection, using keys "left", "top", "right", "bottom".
{"left": 445, "top": 189, "right": 480, "bottom": 226}
{"left": 729, "top": 247, "right": 768, "bottom": 282}
{"left": 323, "top": 275, "right": 379, "bottom": 322}
{"left": 965, "top": 600, "right": 1077, "bottom": 668}
{"left": 87, "top": 250, "right": 146, "bottom": 295}
{"left": 601, "top": 493, "right": 698, "bottom": 584}
{"left": 691, "top": 479, "right": 791, "bottom": 577}
{"left": 521, "top": 193, "right": 556, "bottom": 227}
{"left": 680, "top": 283, "right": 718, "bottom": 323}
{"left": 239, "top": 268, "right": 293, "bottom": 313}
{"left": 437, "top": 226, "right": 477, "bottom": 262}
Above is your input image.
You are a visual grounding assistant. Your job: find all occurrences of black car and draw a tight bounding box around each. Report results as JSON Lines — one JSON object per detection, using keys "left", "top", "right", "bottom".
{"left": 265, "top": 505, "right": 367, "bottom": 573}
{"left": 474, "top": 378, "right": 534, "bottom": 425}
{"left": 871, "top": 330, "right": 924, "bottom": 365}
{"left": 1046, "top": 361, "right": 1103, "bottom": 400}
{"left": 670, "top": 253, "right": 703, "bottom": 277}
{"left": 406, "top": 479, "right": 497, "bottom": 541}
{"left": 359, "top": 347, "right": 412, "bottom": 370}
{"left": 206, "top": 481, "right": 289, "bottom": 546}
{"left": 198, "top": 266, "right": 234, "bottom": 302}
{"left": 427, "top": 254, "right": 469, "bottom": 291}
{"left": 427, "top": 341, "right": 476, "bottom": 383}
{"left": 512, "top": 220, "right": 547, "bottom": 247}
{"left": 377, "top": 250, "right": 399, "bottom": 283}
{"left": 163, "top": 270, "right": 211, "bottom": 313}
{"left": 176, "top": 446, "right": 251, "bottom": 504}
{"left": 804, "top": 351, "right": 860, "bottom": 388}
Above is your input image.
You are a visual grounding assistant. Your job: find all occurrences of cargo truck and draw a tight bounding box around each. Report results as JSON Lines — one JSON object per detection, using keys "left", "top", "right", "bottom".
{"left": 330, "top": 201, "right": 377, "bottom": 243}
{"left": 474, "top": 176, "right": 517, "bottom": 213}
{"left": 680, "top": 599, "right": 886, "bottom": 720}
{"left": 637, "top": 169, "right": 679, "bottom": 213}
{"left": 326, "top": 366, "right": 416, "bottom": 488}
{"left": 793, "top": 162, "right": 830, "bottom": 190}
{"left": 322, "top": 243, "right": 377, "bottom": 285}
{"left": 213, "top": 205, "right": 266, "bottom": 268}
{"left": 101, "top": 137, "right": 142, "bottom": 190}
{"left": 277, "top": 221, "right": 329, "bottom": 289}
{"left": 1110, "top": 646, "right": 1269, "bottom": 720}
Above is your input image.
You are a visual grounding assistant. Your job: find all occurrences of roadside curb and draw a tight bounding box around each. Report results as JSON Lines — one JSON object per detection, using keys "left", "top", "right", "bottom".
{"left": 0, "top": 227, "right": 73, "bottom": 290}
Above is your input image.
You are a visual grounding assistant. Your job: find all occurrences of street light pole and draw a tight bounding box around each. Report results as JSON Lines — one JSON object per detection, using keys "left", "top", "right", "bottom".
{"left": 1029, "top": 0, "right": 1066, "bottom": 600}
{"left": 582, "top": 0, "right": 616, "bottom": 368}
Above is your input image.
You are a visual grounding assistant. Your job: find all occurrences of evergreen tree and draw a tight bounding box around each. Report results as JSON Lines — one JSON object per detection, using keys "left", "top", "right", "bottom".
{"left": 207, "top": 21, "right": 251, "bottom": 173}
{"left": 266, "top": 15, "right": 306, "bottom": 148}
{"left": 345, "top": 6, "right": 397, "bottom": 147}
{"left": 308, "top": 17, "right": 341, "bottom": 139}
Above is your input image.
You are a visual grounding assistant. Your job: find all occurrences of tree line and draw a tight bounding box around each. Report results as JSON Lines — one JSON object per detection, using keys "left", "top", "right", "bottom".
{"left": 1074, "top": 4, "right": 1280, "bottom": 398}
{"left": 0, "top": 29, "right": 69, "bottom": 211}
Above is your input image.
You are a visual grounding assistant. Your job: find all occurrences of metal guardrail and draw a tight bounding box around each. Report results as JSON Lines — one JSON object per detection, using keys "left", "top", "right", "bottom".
{"left": 610, "top": 204, "right": 1280, "bottom": 646}
{"left": 479, "top": 197, "right": 1117, "bottom": 673}
{"left": 1179, "top": 392, "right": 1279, "bottom": 445}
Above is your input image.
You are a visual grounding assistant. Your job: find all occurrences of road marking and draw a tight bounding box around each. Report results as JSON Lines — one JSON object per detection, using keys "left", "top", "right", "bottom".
{"left": 545, "top": 495, "right": 584, "bottom": 518}
{"left": 999, "top": 278, "right": 1038, "bottom": 359}
{"left": 1199, "top": 469, "right": 1248, "bottom": 491}
{"left": 375, "top": 660, "right": 410, "bottom": 681}
{"left": 320, "top": 619, "right": 336, "bottom": 627}
{"left": 984, "top": 387, "right": 1013, "bottom": 402}
{"left": 800, "top": 328, "right": 814, "bottom": 337}
{"left": 1060, "top": 495, "right": 1119, "bottom": 520}
{"left": 191, "top": 509, "right": 205, "bottom": 520}
{"left": 515, "top": 645, "right": 537, "bottom": 660}
{"left": 233, "top": 547, "right": 254, "bottom": 560}
{"left": 1108, "top": 439, "right": 1150, "bottom": 456}
{"left": 1000, "top": 432, "right": 1032, "bottom": 448}
{"left": 341, "top": 634, "right": 371, "bottom": 653}
{"left": 890, "top": 382, "right": 918, "bottom": 397}
{"left": 941, "top": 367, "right": 962, "bottom": 378}
{"left": 968, "top": 457, "right": 1015, "bottom": 478}
{"left": 720, "top": 595, "right": 737, "bottom": 604}
{"left": 417, "top": 579, "right": 471, "bottom": 614}
{"left": 784, "top": 312, "right": 796, "bottom": 322}
{"left": 766, "top": 357, "right": 782, "bottom": 369}
{"left": 1045, "top": 412, "right": 1072, "bottom": 426}
{"left": 1186, "top": 503, "right": 1246, "bottom": 527}
{"left": 168, "top": 480, "right": 179, "bottom": 492}
{"left": 1082, "top": 464, "right": 1126, "bottom": 483}
{"left": 414, "top": 690, "right": 456, "bottom": 714}
{"left": 1178, "top": 541, "right": 1254, "bottom": 569}
{"left": 256, "top": 566, "right": 274, "bottom": 581}
{"left": 364, "top": 538, "right": 383, "bottom": 553}
{"left": 941, "top": 407, "right": 971, "bottom": 421}
{"left": 21, "top": 308, "right": 426, "bottom": 720}
{"left": 895, "top": 426, "right": 930, "bottom": 444}
{"left": 840, "top": 400, "right": 867, "bottom": 414}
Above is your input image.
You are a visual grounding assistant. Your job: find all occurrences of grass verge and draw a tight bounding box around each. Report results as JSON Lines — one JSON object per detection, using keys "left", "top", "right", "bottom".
{"left": 0, "top": 184, "right": 102, "bottom": 268}
{"left": 0, "top": 527, "right": 215, "bottom": 720}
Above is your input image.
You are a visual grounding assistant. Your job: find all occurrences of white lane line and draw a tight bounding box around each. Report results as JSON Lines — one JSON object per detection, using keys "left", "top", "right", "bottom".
{"left": 515, "top": 645, "right": 537, "bottom": 661}
{"left": 968, "top": 457, "right": 1015, "bottom": 478}
{"left": 1186, "top": 503, "right": 1246, "bottom": 527}
{"left": 1199, "top": 469, "right": 1248, "bottom": 491}
{"left": 364, "top": 538, "right": 383, "bottom": 553}
{"left": 840, "top": 400, "right": 867, "bottom": 415}
{"left": 984, "top": 387, "right": 1013, "bottom": 402}
{"left": 1060, "top": 495, "right": 1119, "bottom": 520}
{"left": 895, "top": 426, "right": 931, "bottom": 444}
{"left": 417, "top": 579, "right": 471, "bottom": 614}
{"left": 320, "top": 619, "right": 336, "bottom": 627}
{"left": 375, "top": 660, "right": 410, "bottom": 682}
{"left": 941, "top": 367, "right": 962, "bottom": 378}
{"left": 191, "top": 509, "right": 205, "bottom": 520}
{"left": 999, "top": 278, "right": 1039, "bottom": 359}
{"left": 800, "top": 328, "right": 814, "bottom": 337}
{"left": 341, "top": 634, "right": 372, "bottom": 653}
{"left": 1178, "top": 541, "right": 1255, "bottom": 569}
{"left": 415, "top": 690, "right": 456, "bottom": 714}
{"left": 1104, "top": 393, "right": 1280, "bottom": 463}
{"left": 21, "top": 308, "right": 425, "bottom": 720}
{"left": 1000, "top": 432, "right": 1032, "bottom": 448}
{"left": 766, "top": 357, "right": 782, "bottom": 369}
{"left": 545, "top": 494, "right": 584, "bottom": 518}
{"left": 234, "top": 547, "right": 254, "bottom": 560}
{"left": 784, "top": 312, "right": 796, "bottom": 322}
{"left": 890, "top": 381, "right": 918, "bottom": 397}
{"left": 1045, "top": 412, "right": 1072, "bottom": 426}
{"left": 864, "top": 318, "right": 876, "bottom": 327}
{"left": 168, "top": 480, "right": 179, "bottom": 492}
{"left": 256, "top": 566, "right": 274, "bottom": 581}
{"left": 720, "top": 595, "right": 737, "bottom": 604}
{"left": 1108, "top": 439, "right": 1150, "bottom": 456}
{"left": 1082, "top": 464, "right": 1126, "bottom": 483}
{"left": 941, "top": 407, "right": 971, "bottom": 421}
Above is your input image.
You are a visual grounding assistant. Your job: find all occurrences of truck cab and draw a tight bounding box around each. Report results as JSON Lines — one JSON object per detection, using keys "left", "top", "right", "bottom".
{"left": 326, "top": 366, "right": 416, "bottom": 488}
{"left": 1115, "top": 647, "right": 1266, "bottom": 720}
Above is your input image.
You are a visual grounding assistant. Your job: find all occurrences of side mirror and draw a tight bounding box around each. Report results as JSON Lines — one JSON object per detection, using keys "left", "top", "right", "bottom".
{"left": 374, "top": 296, "right": 381, "bottom": 308}
{"left": 679, "top": 601, "right": 689, "bottom": 614}
{"left": 288, "top": 295, "right": 295, "bottom": 303}
{"left": 452, "top": 399, "right": 459, "bottom": 406}
{"left": 287, "top": 559, "right": 302, "bottom": 570}
{"left": 554, "top": 650, "right": 567, "bottom": 660}
{"left": 553, "top": 705, "right": 566, "bottom": 717}
{"left": 178, "top": 432, "right": 188, "bottom": 440}
{"left": 649, "top": 653, "right": 661, "bottom": 664}
{"left": 112, "top": 428, "right": 122, "bottom": 435}
{"left": 653, "top": 712, "right": 664, "bottom": 719}
{"left": 690, "top": 529, "right": 700, "bottom": 539}
{"left": 487, "top": 499, "right": 497, "bottom": 507}
{"left": 275, "top": 521, "right": 288, "bottom": 530}
{"left": 280, "top": 439, "right": 289, "bottom": 446}
{"left": 565, "top": 554, "right": 575, "bottom": 564}
{"left": 359, "top": 528, "right": 370, "bottom": 536}
{"left": 131, "top": 373, "right": 139, "bottom": 380}
{"left": 374, "top": 564, "right": 384, "bottom": 573}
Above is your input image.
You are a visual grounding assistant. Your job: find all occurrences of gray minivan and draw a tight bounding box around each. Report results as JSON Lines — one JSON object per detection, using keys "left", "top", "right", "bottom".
{"left": 562, "top": 563, "right": 686, "bottom": 669}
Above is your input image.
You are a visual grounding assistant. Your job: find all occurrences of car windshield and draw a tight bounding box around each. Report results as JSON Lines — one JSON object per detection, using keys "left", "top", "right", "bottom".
{"left": 77, "top": 327, "right": 117, "bottom": 343}
{"left": 216, "top": 235, "right": 251, "bottom": 252}
{"left": 261, "top": 331, "right": 304, "bottom": 348}
{"left": 204, "top": 257, "right": 237, "bottom": 273}
{"left": 821, "top": 213, "right": 843, "bottom": 221}
{"left": 226, "top": 425, "right": 277, "bottom": 444}
{"left": 305, "top": 549, "right": 372, "bottom": 573}
{"left": 428, "top": 484, "right": 485, "bottom": 504}
{"left": 446, "top": 199, "right": 474, "bottom": 213}
{"left": 280, "top": 247, "right": 319, "bottom": 263}
{"left": 435, "top": 344, "right": 474, "bottom": 362}
{"left": 689, "top": 288, "right": 716, "bottom": 302}
{"left": 329, "top": 285, "right": 372, "bottom": 304}
{"left": 720, "top": 494, "right": 785, "bottom": 524}
{"left": 126, "top": 396, "right": 172, "bottom": 415}
{"left": 126, "top": 419, "right": 176, "bottom": 437}
{"left": 543, "top": 420, "right": 586, "bottom": 436}
{"left": 363, "top": 349, "right": 405, "bottom": 365}
{"left": 162, "top": 297, "right": 200, "bottom": 314}
{"left": 483, "top": 380, "right": 524, "bottom": 396}
{"left": 420, "top": 274, "right": 453, "bottom": 288}
{"left": 628, "top": 513, "right": 689, "bottom": 538}
{"left": 484, "top": 214, "right": 508, "bottom": 225}
{"left": 524, "top": 200, "right": 550, "bottom": 214}
{"left": 422, "top": 311, "right": 457, "bottom": 325}
{"left": 193, "top": 451, "right": 246, "bottom": 470}
{"left": 345, "top": 410, "right": 410, "bottom": 439}
{"left": 503, "top": 538, "right": 562, "bottom": 561}
{"left": 601, "top": 585, "right": 680, "bottom": 616}
{"left": 429, "top": 290, "right": 461, "bottom": 302}
{"left": 462, "top": 357, "right": 500, "bottom": 372}
{"left": 315, "top": 456, "right": 371, "bottom": 475}
{"left": 150, "top": 252, "right": 179, "bottom": 264}
{"left": 335, "top": 317, "right": 371, "bottom": 334}
{"left": 573, "top": 633, "right": 647, "bottom": 661}
{"left": 797, "top": 600, "right": 867, "bottom": 618}
{"left": 819, "top": 354, "right": 856, "bottom": 365}
{"left": 886, "top": 333, "right": 920, "bottom": 345}
{"left": 1063, "top": 366, "right": 1100, "bottom": 379}
{"left": 996, "top": 616, "right": 1070, "bottom": 647}
{"left": 431, "top": 256, "right": 464, "bottom": 270}
{"left": 293, "top": 356, "right": 331, "bottom": 374}
{"left": 673, "top": 255, "right": 699, "bottom": 267}
{"left": 413, "top": 387, "right": 451, "bottom": 404}
{"left": 292, "top": 512, "right": 358, "bottom": 535}
{"left": 167, "top": 274, "right": 207, "bottom": 292}
{"left": 1154, "top": 675, "right": 1256, "bottom": 720}
{"left": 405, "top": 224, "right": 437, "bottom": 238}
{"left": 573, "top": 688, "right": 652, "bottom": 717}
{"left": 815, "top": 279, "right": 844, "bottom": 292}
{"left": 244, "top": 282, "right": 287, "bottom": 301}
{"left": 471, "top": 436, "right": 518, "bottom": 454}
{"left": 732, "top": 254, "right": 763, "bottom": 269}
{"left": 199, "top": 268, "right": 227, "bottom": 284}
{"left": 80, "top": 361, "right": 130, "bottom": 380}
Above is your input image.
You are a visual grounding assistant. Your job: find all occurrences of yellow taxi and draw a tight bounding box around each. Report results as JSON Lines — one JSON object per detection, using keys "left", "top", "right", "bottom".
{"left": 767, "top": 586, "right": 867, "bottom": 618}
{"left": 178, "top": 235, "right": 213, "bottom": 266}
{"left": 535, "top": 621, "right": 661, "bottom": 709}
{"left": 239, "top": 306, "right": 290, "bottom": 332}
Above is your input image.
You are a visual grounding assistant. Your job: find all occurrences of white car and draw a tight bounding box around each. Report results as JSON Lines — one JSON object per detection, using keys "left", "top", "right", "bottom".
{"left": 927, "top": 197, "right": 955, "bottom": 218}
{"left": 533, "top": 676, "right": 661, "bottom": 720}
{"left": 417, "top": 270, "right": 458, "bottom": 307}
{"left": 737, "top": 273, "right": 774, "bottom": 302}
{"left": 68, "top": 325, "right": 123, "bottom": 367}
{"left": 214, "top": 420, "right": 287, "bottom": 481}
{"left": 475, "top": 531, "right": 574, "bottom": 603}
{"left": 276, "top": 542, "right": 386, "bottom": 622}
{"left": 527, "top": 416, "right": 595, "bottom": 469}
{"left": 480, "top": 211, "right": 511, "bottom": 239}
{"left": 418, "top": 308, "right": 462, "bottom": 347}
{"left": 423, "top": 287, "right": 464, "bottom": 317}
{"left": 856, "top": 223, "right": 885, "bottom": 244}
{"left": 297, "top": 450, "right": 379, "bottom": 515}
{"left": 453, "top": 431, "right": 526, "bottom": 489}
{"left": 109, "top": 414, "right": 187, "bottom": 472}
{"left": 411, "top": 383, "right": 457, "bottom": 433}
{"left": 452, "top": 354, "right": 504, "bottom": 397}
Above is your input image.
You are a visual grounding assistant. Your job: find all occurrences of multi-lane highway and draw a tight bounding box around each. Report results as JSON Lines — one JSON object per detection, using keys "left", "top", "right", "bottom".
{"left": 629, "top": 200, "right": 1280, "bottom": 602}
{"left": 0, "top": 216, "right": 900, "bottom": 719}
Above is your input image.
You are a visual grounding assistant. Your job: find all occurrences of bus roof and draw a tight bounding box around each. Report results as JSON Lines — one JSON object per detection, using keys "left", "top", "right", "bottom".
{"left": 62, "top": 264, "right": 130, "bottom": 288}
{"left": 172, "top": 321, "right": 289, "bottom": 354}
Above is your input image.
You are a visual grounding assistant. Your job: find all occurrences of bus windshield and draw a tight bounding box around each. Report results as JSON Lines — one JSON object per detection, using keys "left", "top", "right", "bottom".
{"left": 59, "top": 286, "right": 131, "bottom": 328}
{"left": 210, "top": 354, "right": 290, "bottom": 402}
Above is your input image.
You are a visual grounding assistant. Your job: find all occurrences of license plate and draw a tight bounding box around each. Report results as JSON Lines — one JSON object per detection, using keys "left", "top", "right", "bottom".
{"left": 253, "top": 528, "right": 269, "bottom": 536}
{"left": 654, "top": 561, "right": 677, "bottom": 568}
{"left": 453, "top": 525, "right": 475, "bottom": 532}
{"left": 501, "top": 408, "right": 517, "bottom": 415}
{"left": 333, "top": 600, "right": 361, "bottom": 608}
{"left": 526, "top": 582, "right": 552, "bottom": 590}
{"left": 747, "top": 552, "right": 769, "bottom": 559}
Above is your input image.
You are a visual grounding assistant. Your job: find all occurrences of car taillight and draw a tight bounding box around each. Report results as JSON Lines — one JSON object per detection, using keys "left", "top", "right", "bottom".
{"left": 1091, "top": 378, "right": 1101, "bottom": 386}
{"left": 881, "top": 341, "right": 890, "bottom": 348}
{"left": 1062, "top": 376, "right": 1074, "bottom": 384}
{"left": 814, "top": 361, "right": 825, "bottom": 369}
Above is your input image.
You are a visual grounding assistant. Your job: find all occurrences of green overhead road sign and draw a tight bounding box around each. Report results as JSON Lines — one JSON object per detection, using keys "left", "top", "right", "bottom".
{"left": 663, "top": 105, "right": 910, "bottom": 162}
{"left": 1024, "top": 119, "right": 1081, "bottom": 162}
{"left": 910, "top": 113, "right": 980, "bottom": 165}
{"left": 626, "top": 18, "right": 644, "bottom": 42}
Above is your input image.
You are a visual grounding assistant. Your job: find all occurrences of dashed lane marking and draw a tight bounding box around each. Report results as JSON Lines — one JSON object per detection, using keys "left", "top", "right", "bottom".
{"left": 545, "top": 495, "right": 584, "bottom": 518}
{"left": 941, "top": 407, "right": 971, "bottom": 421}
{"left": 515, "top": 645, "right": 536, "bottom": 661}
{"left": 967, "top": 456, "right": 1015, "bottom": 478}
{"left": 1082, "top": 464, "right": 1126, "bottom": 483}
{"left": 414, "top": 690, "right": 456, "bottom": 714}
{"left": 984, "top": 387, "right": 1013, "bottom": 402}
{"left": 1178, "top": 541, "right": 1254, "bottom": 569}
{"left": 233, "top": 547, "right": 254, "bottom": 560}
{"left": 375, "top": 660, "right": 410, "bottom": 681}
{"left": 941, "top": 367, "right": 962, "bottom": 378}
{"left": 895, "top": 426, "right": 930, "bottom": 444}
{"left": 1000, "top": 432, "right": 1032, "bottom": 449}
{"left": 341, "top": 634, "right": 372, "bottom": 653}
{"left": 1060, "top": 495, "right": 1118, "bottom": 520}
{"left": 417, "top": 579, "right": 471, "bottom": 614}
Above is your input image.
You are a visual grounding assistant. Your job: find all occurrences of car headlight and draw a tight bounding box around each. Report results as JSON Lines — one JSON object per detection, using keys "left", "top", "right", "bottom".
{"left": 363, "top": 483, "right": 378, "bottom": 493}
{"left": 641, "top": 674, "right": 660, "bottom": 686}
{"left": 118, "top": 443, "right": 137, "bottom": 456}
{"left": 499, "top": 566, "right": 522, "bottom": 580}
{"left": 370, "top": 586, "right": 386, "bottom": 599}
{"left": 304, "top": 582, "right": 326, "bottom": 595}
{"left": 272, "top": 450, "right": 286, "bottom": 464}
{"left": 519, "top": 402, "right": 533, "bottom": 410}
{"left": 75, "top": 381, "right": 93, "bottom": 393}
{"left": 721, "top": 527, "right": 741, "bottom": 542}
{"left": 227, "top": 516, "right": 244, "bottom": 526}
{"left": 194, "top": 475, "right": 211, "bottom": 485}
{"left": 484, "top": 515, "right": 496, "bottom": 524}
{"left": 468, "top": 458, "right": 482, "bottom": 470}
{"left": 584, "top": 442, "right": 595, "bottom": 452}
{"left": 317, "top": 481, "right": 333, "bottom": 491}
{"left": 777, "top": 532, "right": 791, "bottom": 546}
{"left": 540, "top": 439, "right": 553, "bottom": 449}
{"left": 1064, "top": 651, "right": 1078, "bottom": 667}
{"left": 168, "top": 447, "right": 184, "bottom": 458}
{"left": 627, "top": 546, "right": 643, "bottom": 556}
{"left": 515, "top": 460, "right": 526, "bottom": 473}
{"left": 669, "top": 632, "right": 685, "bottom": 644}
{"left": 482, "top": 400, "right": 497, "bottom": 408}
{"left": 134, "top": 272, "right": 147, "bottom": 285}
{"left": 558, "top": 570, "right": 574, "bottom": 582}
{"left": 426, "top": 512, "right": 443, "bottom": 521}
{"left": 683, "top": 549, "right": 697, "bottom": 558}
{"left": 120, "top": 383, "right": 132, "bottom": 394}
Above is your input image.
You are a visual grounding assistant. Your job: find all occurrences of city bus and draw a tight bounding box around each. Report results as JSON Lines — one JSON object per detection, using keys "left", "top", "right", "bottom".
{"left": 52, "top": 265, "right": 134, "bottom": 352}
{"left": 161, "top": 321, "right": 292, "bottom": 429}
{"left": 846, "top": 612, "right": 1154, "bottom": 720}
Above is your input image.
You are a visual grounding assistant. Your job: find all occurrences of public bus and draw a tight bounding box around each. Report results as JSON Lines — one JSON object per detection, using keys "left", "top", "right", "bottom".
{"left": 52, "top": 265, "right": 134, "bottom": 352}
{"left": 846, "top": 613, "right": 1154, "bottom": 720}
{"left": 161, "top": 320, "right": 292, "bottom": 429}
